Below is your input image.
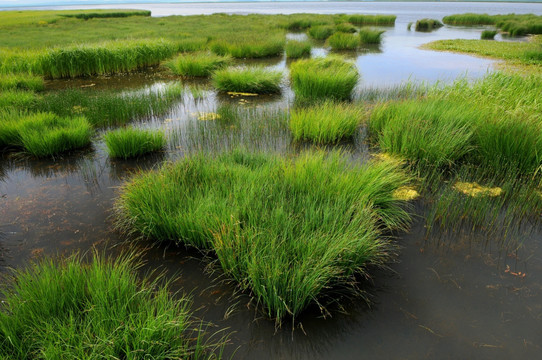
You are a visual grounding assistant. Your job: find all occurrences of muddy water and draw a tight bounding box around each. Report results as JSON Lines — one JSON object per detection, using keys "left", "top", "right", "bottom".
{"left": 1, "top": 10, "right": 542, "bottom": 360}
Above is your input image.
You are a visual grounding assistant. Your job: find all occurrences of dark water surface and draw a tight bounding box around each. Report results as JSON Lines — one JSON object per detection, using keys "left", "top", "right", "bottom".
{"left": 1, "top": 2, "right": 542, "bottom": 359}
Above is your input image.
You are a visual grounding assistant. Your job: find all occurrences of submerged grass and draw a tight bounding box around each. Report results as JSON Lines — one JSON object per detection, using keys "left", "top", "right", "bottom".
{"left": 359, "top": 29, "right": 385, "bottom": 44}
{"left": 115, "top": 149, "right": 412, "bottom": 320}
{"left": 0, "top": 251, "right": 226, "bottom": 359}
{"left": 212, "top": 67, "right": 282, "bottom": 94}
{"left": 105, "top": 127, "right": 166, "bottom": 159}
{"left": 285, "top": 40, "right": 312, "bottom": 59}
{"left": 290, "top": 101, "right": 363, "bottom": 143}
{"left": 290, "top": 56, "right": 359, "bottom": 101}
{"left": 327, "top": 32, "right": 360, "bottom": 50}
{"left": 167, "top": 52, "right": 232, "bottom": 77}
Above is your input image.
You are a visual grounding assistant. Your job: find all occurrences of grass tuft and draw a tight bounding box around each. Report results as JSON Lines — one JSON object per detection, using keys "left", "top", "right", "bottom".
{"left": 285, "top": 40, "right": 312, "bottom": 59}
{"left": 0, "top": 73, "right": 44, "bottom": 91}
{"left": 104, "top": 127, "right": 166, "bottom": 159}
{"left": 415, "top": 18, "right": 444, "bottom": 32}
{"left": 327, "top": 32, "right": 360, "bottom": 50}
{"left": 359, "top": 28, "right": 385, "bottom": 44}
{"left": 481, "top": 30, "right": 498, "bottom": 40}
{"left": 212, "top": 66, "right": 282, "bottom": 94}
{"left": 210, "top": 36, "right": 285, "bottom": 58}
{"left": 167, "top": 52, "right": 232, "bottom": 77}
{"left": 307, "top": 25, "right": 335, "bottom": 40}
{"left": 348, "top": 14, "right": 396, "bottom": 26}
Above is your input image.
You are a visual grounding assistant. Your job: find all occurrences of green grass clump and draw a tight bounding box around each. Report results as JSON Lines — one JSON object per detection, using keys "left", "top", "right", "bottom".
{"left": 0, "top": 73, "right": 44, "bottom": 91}
{"left": 285, "top": 40, "right": 312, "bottom": 59}
{"left": 17, "top": 113, "right": 92, "bottom": 157}
{"left": 290, "top": 56, "right": 359, "bottom": 101}
{"left": 212, "top": 66, "right": 282, "bottom": 94}
{"left": 348, "top": 14, "right": 396, "bottom": 26}
{"left": 442, "top": 13, "right": 496, "bottom": 26}
{"left": 359, "top": 28, "right": 385, "bottom": 44}
{"left": 327, "top": 32, "right": 360, "bottom": 50}
{"left": 0, "top": 90, "right": 36, "bottom": 110}
{"left": 115, "top": 149, "right": 412, "bottom": 320}
{"left": 481, "top": 30, "right": 498, "bottom": 40}
{"left": 369, "top": 100, "right": 476, "bottom": 169}
{"left": 60, "top": 10, "right": 151, "bottom": 20}
{"left": 0, "top": 252, "right": 226, "bottom": 359}
{"left": 38, "top": 39, "right": 177, "bottom": 78}
{"left": 290, "top": 101, "right": 362, "bottom": 143}
{"left": 36, "top": 82, "right": 183, "bottom": 127}
{"left": 308, "top": 25, "right": 335, "bottom": 40}
{"left": 335, "top": 22, "right": 357, "bottom": 33}
{"left": 105, "top": 127, "right": 166, "bottom": 159}
{"left": 210, "top": 36, "right": 285, "bottom": 58}
{"left": 167, "top": 52, "right": 232, "bottom": 77}
{"left": 415, "top": 18, "right": 444, "bottom": 32}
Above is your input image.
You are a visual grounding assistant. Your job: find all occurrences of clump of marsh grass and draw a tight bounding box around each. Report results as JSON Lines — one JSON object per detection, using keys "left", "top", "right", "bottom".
{"left": 335, "top": 22, "right": 357, "bottom": 33}
{"left": 167, "top": 52, "right": 232, "bottom": 77}
{"left": 0, "top": 73, "right": 44, "bottom": 91}
{"left": 60, "top": 10, "right": 151, "bottom": 20}
{"left": 212, "top": 66, "right": 282, "bottom": 94}
{"left": 348, "top": 14, "right": 396, "bottom": 26}
{"left": 0, "top": 90, "right": 37, "bottom": 110}
{"left": 290, "top": 56, "right": 359, "bottom": 101}
{"left": 115, "top": 149, "right": 412, "bottom": 320}
{"left": 481, "top": 30, "right": 498, "bottom": 40}
{"left": 104, "top": 127, "right": 166, "bottom": 159}
{"left": 415, "top": 18, "right": 444, "bottom": 32}
{"left": 289, "top": 101, "right": 363, "bottom": 143}
{"left": 442, "top": 13, "right": 495, "bottom": 26}
{"left": 308, "top": 25, "right": 335, "bottom": 40}
{"left": 285, "top": 40, "right": 312, "bottom": 59}
{"left": 210, "top": 36, "right": 285, "bottom": 58}
{"left": 359, "top": 28, "right": 385, "bottom": 44}
{"left": 0, "top": 251, "right": 227, "bottom": 359}
{"left": 327, "top": 32, "right": 360, "bottom": 50}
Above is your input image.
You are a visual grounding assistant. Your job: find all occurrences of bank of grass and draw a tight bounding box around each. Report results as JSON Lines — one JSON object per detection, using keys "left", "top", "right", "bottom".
{"left": 443, "top": 13, "right": 542, "bottom": 36}
{"left": 359, "top": 29, "right": 385, "bottom": 44}
{"left": 0, "top": 112, "right": 91, "bottom": 157}
{"left": 167, "top": 52, "right": 232, "bottom": 77}
{"left": 0, "top": 73, "right": 44, "bottom": 91}
{"left": 212, "top": 66, "right": 282, "bottom": 94}
{"left": 481, "top": 30, "right": 498, "bottom": 40}
{"left": 327, "top": 32, "right": 360, "bottom": 50}
{"left": 210, "top": 36, "right": 285, "bottom": 58}
{"left": 0, "top": 252, "right": 226, "bottom": 359}
{"left": 290, "top": 101, "right": 363, "bottom": 143}
{"left": 0, "top": 90, "right": 37, "bottom": 110}
{"left": 285, "top": 40, "right": 312, "bottom": 59}
{"left": 290, "top": 56, "right": 359, "bottom": 101}
{"left": 60, "top": 10, "right": 151, "bottom": 20}
{"left": 348, "top": 14, "right": 396, "bottom": 26}
{"left": 308, "top": 25, "right": 335, "bottom": 40}
{"left": 115, "top": 149, "right": 412, "bottom": 320}
{"left": 415, "top": 18, "right": 443, "bottom": 32}
{"left": 36, "top": 82, "right": 184, "bottom": 127}
{"left": 442, "top": 13, "right": 496, "bottom": 26}
{"left": 105, "top": 127, "right": 166, "bottom": 159}
{"left": 424, "top": 37, "right": 542, "bottom": 65}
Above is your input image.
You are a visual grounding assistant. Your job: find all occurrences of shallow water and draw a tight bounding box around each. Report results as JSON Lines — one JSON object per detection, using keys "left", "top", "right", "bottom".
{"left": 1, "top": 2, "right": 542, "bottom": 359}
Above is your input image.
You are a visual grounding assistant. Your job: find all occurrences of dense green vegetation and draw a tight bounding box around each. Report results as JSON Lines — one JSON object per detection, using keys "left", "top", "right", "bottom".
{"left": 290, "top": 56, "right": 359, "bottom": 101}
{"left": 0, "top": 73, "right": 44, "bottom": 91}
{"left": 285, "top": 40, "right": 312, "bottom": 58}
{"left": 415, "top": 18, "right": 444, "bottom": 32}
{"left": 104, "top": 127, "right": 166, "bottom": 159}
{"left": 213, "top": 67, "right": 283, "bottom": 94}
{"left": 115, "top": 150, "right": 412, "bottom": 320}
{"left": 210, "top": 36, "right": 285, "bottom": 58}
{"left": 290, "top": 101, "right": 363, "bottom": 143}
{"left": 308, "top": 25, "right": 336, "bottom": 40}
{"left": 60, "top": 10, "right": 151, "bottom": 20}
{"left": 481, "top": 30, "right": 498, "bottom": 40}
{"left": 0, "top": 252, "right": 226, "bottom": 359}
{"left": 359, "top": 29, "right": 385, "bottom": 44}
{"left": 167, "top": 52, "right": 232, "bottom": 77}
{"left": 327, "top": 32, "right": 360, "bottom": 50}
{"left": 348, "top": 14, "right": 396, "bottom": 26}
{"left": 443, "top": 13, "right": 542, "bottom": 36}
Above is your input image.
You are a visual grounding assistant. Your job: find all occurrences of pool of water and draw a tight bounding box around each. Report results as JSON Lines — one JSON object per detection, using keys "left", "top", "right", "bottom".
{"left": 1, "top": 2, "right": 541, "bottom": 359}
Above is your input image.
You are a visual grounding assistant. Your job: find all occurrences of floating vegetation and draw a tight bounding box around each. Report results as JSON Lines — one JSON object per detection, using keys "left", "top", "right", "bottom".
{"left": 348, "top": 14, "right": 396, "bottom": 26}
{"left": 213, "top": 66, "right": 282, "bottom": 94}
{"left": 285, "top": 40, "right": 312, "bottom": 58}
{"left": 0, "top": 252, "right": 227, "bottom": 359}
{"left": 227, "top": 91, "right": 259, "bottom": 97}
{"left": 197, "top": 112, "right": 222, "bottom": 121}
{"left": 167, "top": 51, "right": 232, "bottom": 77}
{"left": 290, "top": 56, "right": 359, "bottom": 102}
{"left": 453, "top": 181, "right": 503, "bottom": 197}
{"left": 104, "top": 127, "right": 166, "bottom": 159}
{"left": 415, "top": 18, "right": 444, "bottom": 32}
{"left": 115, "top": 150, "right": 412, "bottom": 320}
{"left": 289, "top": 101, "right": 363, "bottom": 143}
{"left": 393, "top": 186, "right": 420, "bottom": 201}
{"left": 327, "top": 32, "right": 360, "bottom": 50}
{"left": 359, "top": 28, "right": 385, "bottom": 44}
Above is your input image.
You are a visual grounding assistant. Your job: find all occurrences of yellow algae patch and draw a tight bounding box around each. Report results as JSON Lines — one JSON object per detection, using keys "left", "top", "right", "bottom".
{"left": 393, "top": 186, "right": 420, "bottom": 201}
{"left": 72, "top": 105, "right": 87, "bottom": 114}
{"left": 453, "top": 182, "right": 503, "bottom": 197}
{"left": 227, "top": 91, "right": 259, "bottom": 97}
{"left": 196, "top": 112, "right": 221, "bottom": 121}
{"left": 373, "top": 152, "right": 405, "bottom": 164}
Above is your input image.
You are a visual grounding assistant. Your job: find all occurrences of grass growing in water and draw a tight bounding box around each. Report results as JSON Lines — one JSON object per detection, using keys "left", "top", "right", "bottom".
{"left": 442, "top": 13, "right": 496, "bottom": 26}
{"left": 0, "top": 251, "right": 227, "bottom": 359}
{"left": 115, "top": 150, "right": 412, "bottom": 320}
{"left": 290, "top": 56, "right": 359, "bottom": 101}
{"left": 289, "top": 101, "right": 363, "bottom": 143}
{"left": 443, "top": 13, "right": 542, "bottom": 36}
{"left": 307, "top": 25, "right": 335, "bottom": 40}
{"left": 348, "top": 14, "right": 396, "bottom": 26}
{"left": 335, "top": 22, "right": 357, "bottom": 33}
{"left": 210, "top": 36, "right": 285, "bottom": 58}
{"left": 415, "top": 18, "right": 444, "bottom": 32}
{"left": 105, "top": 127, "right": 166, "bottom": 159}
{"left": 60, "top": 10, "right": 151, "bottom": 20}
{"left": 359, "top": 29, "right": 385, "bottom": 44}
{"left": 0, "top": 73, "right": 44, "bottom": 91}
{"left": 285, "top": 40, "right": 312, "bottom": 59}
{"left": 167, "top": 52, "right": 232, "bottom": 77}
{"left": 327, "top": 32, "right": 360, "bottom": 50}
{"left": 213, "top": 67, "right": 282, "bottom": 94}
{"left": 481, "top": 30, "right": 498, "bottom": 40}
